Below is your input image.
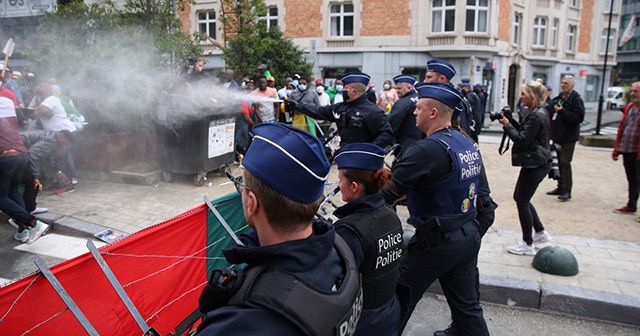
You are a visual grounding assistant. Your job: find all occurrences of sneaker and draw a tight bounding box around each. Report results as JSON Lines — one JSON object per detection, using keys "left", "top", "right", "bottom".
{"left": 507, "top": 241, "right": 536, "bottom": 256}
{"left": 55, "top": 185, "right": 74, "bottom": 194}
{"left": 434, "top": 324, "right": 459, "bottom": 336}
{"left": 533, "top": 231, "right": 552, "bottom": 244}
{"left": 71, "top": 178, "right": 78, "bottom": 185}
{"left": 14, "top": 229, "right": 29, "bottom": 243}
{"left": 30, "top": 207, "right": 49, "bottom": 215}
{"left": 614, "top": 206, "right": 636, "bottom": 214}
{"left": 8, "top": 218, "right": 19, "bottom": 229}
{"left": 27, "top": 221, "right": 50, "bottom": 245}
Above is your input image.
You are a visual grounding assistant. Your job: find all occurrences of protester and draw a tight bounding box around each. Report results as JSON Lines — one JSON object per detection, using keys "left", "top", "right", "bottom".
{"left": 376, "top": 79, "right": 398, "bottom": 113}
{"left": 612, "top": 82, "right": 640, "bottom": 216}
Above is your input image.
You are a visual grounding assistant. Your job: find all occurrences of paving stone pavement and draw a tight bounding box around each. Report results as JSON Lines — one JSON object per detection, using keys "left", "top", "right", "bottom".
{"left": 9, "top": 110, "right": 640, "bottom": 326}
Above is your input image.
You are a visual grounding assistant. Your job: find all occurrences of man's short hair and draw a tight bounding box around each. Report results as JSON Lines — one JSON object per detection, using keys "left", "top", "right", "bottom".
{"left": 245, "top": 171, "right": 322, "bottom": 231}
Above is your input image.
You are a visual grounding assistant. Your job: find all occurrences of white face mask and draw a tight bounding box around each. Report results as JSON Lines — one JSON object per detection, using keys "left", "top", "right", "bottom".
{"left": 316, "top": 86, "right": 325, "bottom": 94}
{"left": 384, "top": 84, "right": 391, "bottom": 90}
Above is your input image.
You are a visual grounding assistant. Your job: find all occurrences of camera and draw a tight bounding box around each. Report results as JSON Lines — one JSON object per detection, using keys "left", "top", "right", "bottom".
{"left": 489, "top": 105, "right": 513, "bottom": 122}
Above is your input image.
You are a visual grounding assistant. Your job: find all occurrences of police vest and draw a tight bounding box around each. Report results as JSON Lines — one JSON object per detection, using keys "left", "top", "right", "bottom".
{"left": 407, "top": 129, "right": 482, "bottom": 223}
{"left": 337, "top": 206, "right": 403, "bottom": 310}
{"left": 228, "top": 235, "right": 363, "bottom": 336}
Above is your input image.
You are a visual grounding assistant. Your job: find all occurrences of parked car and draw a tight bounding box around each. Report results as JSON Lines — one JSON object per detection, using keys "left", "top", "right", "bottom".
{"left": 607, "top": 86, "right": 628, "bottom": 110}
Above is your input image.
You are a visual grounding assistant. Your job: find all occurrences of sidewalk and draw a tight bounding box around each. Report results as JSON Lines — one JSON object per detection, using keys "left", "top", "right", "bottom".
{"left": 15, "top": 109, "right": 640, "bottom": 327}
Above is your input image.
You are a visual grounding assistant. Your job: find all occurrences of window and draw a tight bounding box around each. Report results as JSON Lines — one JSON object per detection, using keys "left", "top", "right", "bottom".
{"left": 569, "top": 0, "right": 579, "bottom": 7}
{"left": 432, "top": 0, "right": 456, "bottom": 33}
{"left": 550, "top": 18, "right": 559, "bottom": 48}
{"left": 330, "top": 3, "right": 354, "bottom": 37}
{"left": 532, "top": 17, "right": 547, "bottom": 47}
{"left": 198, "top": 11, "right": 216, "bottom": 39}
{"left": 512, "top": 12, "right": 522, "bottom": 45}
{"left": 604, "top": 0, "right": 618, "bottom": 13}
{"left": 566, "top": 25, "right": 576, "bottom": 52}
{"left": 585, "top": 75, "right": 599, "bottom": 102}
{"left": 465, "top": 0, "right": 489, "bottom": 33}
{"left": 260, "top": 6, "right": 278, "bottom": 30}
{"left": 600, "top": 28, "right": 616, "bottom": 53}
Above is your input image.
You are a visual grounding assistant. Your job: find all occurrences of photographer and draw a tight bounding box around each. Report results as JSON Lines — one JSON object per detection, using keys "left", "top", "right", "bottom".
{"left": 498, "top": 80, "right": 553, "bottom": 256}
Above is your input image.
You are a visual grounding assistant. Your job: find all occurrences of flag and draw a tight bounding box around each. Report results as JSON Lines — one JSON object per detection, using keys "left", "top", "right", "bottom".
{"left": 2, "top": 38, "right": 13, "bottom": 57}
{"left": 619, "top": 14, "right": 636, "bottom": 47}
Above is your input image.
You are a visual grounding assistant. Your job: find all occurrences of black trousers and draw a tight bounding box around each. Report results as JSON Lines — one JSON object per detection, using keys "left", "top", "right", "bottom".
{"left": 514, "top": 163, "right": 550, "bottom": 245}
{"left": 622, "top": 152, "right": 640, "bottom": 210}
{"left": 21, "top": 167, "right": 39, "bottom": 213}
{"left": 557, "top": 141, "right": 576, "bottom": 193}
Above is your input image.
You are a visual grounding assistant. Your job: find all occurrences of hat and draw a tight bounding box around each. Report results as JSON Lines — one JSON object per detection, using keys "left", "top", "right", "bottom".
{"left": 258, "top": 64, "right": 267, "bottom": 70}
{"left": 293, "top": 74, "right": 301, "bottom": 79}
{"left": 415, "top": 82, "right": 464, "bottom": 110}
{"left": 341, "top": 72, "right": 371, "bottom": 86}
{"left": 474, "top": 83, "right": 482, "bottom": 88}
{"left": 315, "top": 78, "right": 323, "bottom": 85}
{"left": 12, "top": 71, "right": 22, "bottom": 78}
{"left": 267, "top": 76, "right": 275, "bottom": 82}
{"left": 243, "top": 123, "right": 330, "bottom": 204}
{"left": 426, "top": 60, "right": 456, "bottom": 80}
{"left": 393, "top": 74, "right": 416, "bottom": 85}
{"left": 58, "top": 129, "right": 75, "bottom": 142}
{"left": 334, "top": 143, "right": 385, "bottom": 171}
{"left": 458, "top": 82, "right": 470, "bottom": 88}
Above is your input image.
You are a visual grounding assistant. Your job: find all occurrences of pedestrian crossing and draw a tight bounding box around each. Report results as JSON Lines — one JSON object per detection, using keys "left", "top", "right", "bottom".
{"left": 596, "top": 126, "right": 618, "bottom": 135}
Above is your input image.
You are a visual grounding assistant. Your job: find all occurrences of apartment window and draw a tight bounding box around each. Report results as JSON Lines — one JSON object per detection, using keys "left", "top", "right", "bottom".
{"left": 512, "top": 12, "right": 522, "bottom": 45}
{"left": 465, "top": 0, "right": 489, "bottom": 33}
{"left": 198, "top": 11, "right": 216, "bottom": 39}
{"left": 600, "top": 28, "right": 616, "bottom": 53}
{"left": 604, "top": 0, "right": 618, "bottom": 13}
{"left": 550, "top": 18, "right": 559, "bottom": 48}
{"left": 432, "top": 0, "right": 456, "bottom": 33}
{"left": 566, "top": 25, "right": 576, "bottom": 52}
{"left": 569, "top": 0, "right": 579, "bottom": 7}
{"left": 532, "top": 17, "right": 546, "bottom": 47}
{"left": 585, "top": 75, "right": 599, "bottom": 102}
{"left": 330, "top": 3, "right": 354, "bottom": 37}
{"left": 260, "top": 6, "right": 278, "bottom": 30}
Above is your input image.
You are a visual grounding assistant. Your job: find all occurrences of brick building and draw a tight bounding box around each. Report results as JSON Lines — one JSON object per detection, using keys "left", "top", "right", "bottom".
{"left": 181, "top": 0, "right": 624, "bottom": 112}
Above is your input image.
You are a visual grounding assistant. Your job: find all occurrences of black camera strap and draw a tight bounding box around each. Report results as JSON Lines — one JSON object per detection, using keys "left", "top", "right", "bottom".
{"left": 498, "top": 132, "right": 510, "bottom": 155}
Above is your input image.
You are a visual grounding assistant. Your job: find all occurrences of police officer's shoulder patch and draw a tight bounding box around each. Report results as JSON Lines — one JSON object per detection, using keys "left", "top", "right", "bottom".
{"left": 461, "top": 198, "right": 470, "bottom": 213}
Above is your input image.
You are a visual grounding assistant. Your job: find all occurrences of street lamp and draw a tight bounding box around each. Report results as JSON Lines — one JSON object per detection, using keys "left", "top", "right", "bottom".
{"left": 595, "top": 0, "right": 616, "bottom": 136}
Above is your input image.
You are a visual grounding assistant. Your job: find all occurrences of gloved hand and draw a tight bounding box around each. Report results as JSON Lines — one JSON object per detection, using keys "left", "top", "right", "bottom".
{"left": 284, "top": 98, "right": 298, "bottom": 111}
{"left": 199, "top": 267, "right": 244, "bottom": 314}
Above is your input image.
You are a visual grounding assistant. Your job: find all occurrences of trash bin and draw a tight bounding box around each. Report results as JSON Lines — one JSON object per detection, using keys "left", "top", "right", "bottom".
{"left": 154, "top": 94, "right": 236, "bottom": 186}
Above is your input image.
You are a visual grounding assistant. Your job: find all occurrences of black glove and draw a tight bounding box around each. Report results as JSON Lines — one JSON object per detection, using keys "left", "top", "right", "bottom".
{"left": 199, "top": 267, "right": 243, "bottom": 314}
{"left": 284, "top": 98, "right": 298, "bottom": 111}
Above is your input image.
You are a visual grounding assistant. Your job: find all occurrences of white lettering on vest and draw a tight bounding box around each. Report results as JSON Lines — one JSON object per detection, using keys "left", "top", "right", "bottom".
{"left": 338, "top": 289, "right": 363, "bottom": 336}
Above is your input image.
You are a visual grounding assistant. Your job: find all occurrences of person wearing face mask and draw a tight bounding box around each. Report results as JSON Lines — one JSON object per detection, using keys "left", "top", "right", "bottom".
{"left": 327, "top": 79, "right": 345, "bottom": 104}
{"left": 290, "top": 72, "right": 393, "bottom": 149}
{"left": 376, "top": 80, "right": 398, "bottom": 112}
{"left": 315, "top": 79, "right": 331, "bottom": 107}
{"left": 289, "top": 77, "right": 321, "bottom": 135}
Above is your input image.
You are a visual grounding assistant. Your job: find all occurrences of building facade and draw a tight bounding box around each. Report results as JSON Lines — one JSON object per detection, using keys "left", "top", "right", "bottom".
{"left": 616, "top": 0, "right": 639, "bottom": 82}
{"left": 182, "top": 0, "right": 623, "bottom": 112}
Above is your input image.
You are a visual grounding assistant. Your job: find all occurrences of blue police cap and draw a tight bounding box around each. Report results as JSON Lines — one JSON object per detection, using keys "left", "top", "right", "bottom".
{"left": 474, "top": 83, "right": 482, "bottom": 88}
{"left": 426, "top": 60, "right": 456, "bottom": 80}
{"left": 243, "top": 123, "right": 330, "bottom": 204}
{"left": 334, "top": 143, "right": 386, "bottom": 171}
{"left": 341, "top": 72, "right": 371, "bottom": 86}
{"left": 393, "top": 74, "right": 416, "bottom": 85}
{"left": 415, "top": 82, "right": 464, "bottom": 110}
{"left": 458, "top": 82, "right": 471, "bottom": 88}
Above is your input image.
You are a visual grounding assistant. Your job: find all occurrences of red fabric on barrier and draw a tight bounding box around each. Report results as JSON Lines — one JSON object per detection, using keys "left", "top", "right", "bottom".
{"left": 0, "top": 204, "right": 208, "bottom": 335}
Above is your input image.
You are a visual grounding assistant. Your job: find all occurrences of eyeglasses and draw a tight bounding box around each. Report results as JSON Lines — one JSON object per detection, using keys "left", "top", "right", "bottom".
{"left": 225, "top": 169, "right": 251, "bottom": 194}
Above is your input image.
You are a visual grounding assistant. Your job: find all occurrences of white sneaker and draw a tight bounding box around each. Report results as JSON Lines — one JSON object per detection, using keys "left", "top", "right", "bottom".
{"left": 533, "top": 231, "right": 552, "bottom": 244}
{"left": 14, "top": 229, "right": 29, "bottom": 243}
{"left": 30, "top": 207, "right": 49, "bottom": 215}
{"left": 27, "top": 221, "right": 50, "bottom": 245}
{"left": 71, "top": 178, "right": 78, "bottom": 185}
{"left": 507, "top": 241, "right": 536, "bottom": 256}
{"left": 8, "top": 218, "right": 19, "bottom": 229}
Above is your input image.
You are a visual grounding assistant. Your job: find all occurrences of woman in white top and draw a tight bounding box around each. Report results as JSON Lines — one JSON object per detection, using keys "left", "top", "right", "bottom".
{"left": 34, "top": 83, "right": 75, "bottom": 132}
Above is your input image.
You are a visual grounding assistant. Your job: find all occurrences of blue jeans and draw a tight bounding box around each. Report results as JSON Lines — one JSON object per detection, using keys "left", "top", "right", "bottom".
{"left": 56, "top": 147, "right": 77, "bottom": 179}
{"left": 0, "top": 152, "right": 34, "bottom": 226}
{"left": 514, "top": 163, "right": 550, "bottom": 245}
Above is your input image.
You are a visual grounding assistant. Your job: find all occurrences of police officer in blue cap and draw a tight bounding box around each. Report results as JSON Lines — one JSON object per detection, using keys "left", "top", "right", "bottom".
{"left": 459, "top": 79, "right": 482, "bottom": 142}
{"left": 381, "top": 82, "right": 489, "bottom": 335}
{"left": 198, "top": 123, "right": 363, "bottom": 335}
{"left": 424, "top": 60, "right": 477, "bottom": 142}
{"left": 333, "top": 143, "right": 403, "bottom": 335}
{"left": 388, "top": 74, "right": 421, "bottom": 161}
{"left": 291, "top": 72, "right": 393, "bottom": 149}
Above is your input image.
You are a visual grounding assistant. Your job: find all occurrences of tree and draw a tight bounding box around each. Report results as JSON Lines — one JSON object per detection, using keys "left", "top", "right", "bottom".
{"left": 27, "top": 0, "right": 205, "bottom": 131}
{"left": 219, "top": 0, "right": 312, "bottom": 88}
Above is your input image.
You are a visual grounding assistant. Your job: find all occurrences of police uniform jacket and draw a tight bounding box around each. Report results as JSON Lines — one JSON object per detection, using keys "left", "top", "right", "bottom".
{"left": 550, "top": 90, "right": 585, "bottom": 143}
{"left": 298, "top": 94, "right": 394, "bottom": 148}
{"left": 388, "top": 90, "right": 420, "bottom": 157}
{"left": 382, "top": 127, "right": 482, "bottom": 227}
{"left": 334, "top": 193, "right": 402, "bottom": 336}
{"left": 197, "top": 220, "right": 360, "bottom": 335}
{"left": 503, "top": 106, "right": 552, "bottom": 168}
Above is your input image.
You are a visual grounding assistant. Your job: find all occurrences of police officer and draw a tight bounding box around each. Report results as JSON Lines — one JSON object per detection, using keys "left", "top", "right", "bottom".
{"left": 423, "top": 60, "right": 476, "bottom": 141}
{"left": 333, "top": 143, "right": 403, "bottom": 335}
{"left": 292, "top": 72, "right": 393, "bottom": 149}
{"left": 381, "top": 82, "right": 489, "bottom": 335}
{"left": 459, "top": 79, "right": 482, "bottom": 141}
{"left": 197, "top": 123, "right": 362, "bottom": 335}
{"left": 388, "top": 74, "right": 421, "bottom": 161}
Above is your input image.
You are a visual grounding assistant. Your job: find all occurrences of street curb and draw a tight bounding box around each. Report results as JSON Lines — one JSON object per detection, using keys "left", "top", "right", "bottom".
{"left": 35, "top": 212, "right": 114, "bottom": 240}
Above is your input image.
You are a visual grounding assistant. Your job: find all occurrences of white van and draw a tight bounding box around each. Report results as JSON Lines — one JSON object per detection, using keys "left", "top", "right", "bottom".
{"left": 607, "top": 86, "right": 628, "bottom": 110}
